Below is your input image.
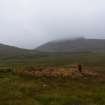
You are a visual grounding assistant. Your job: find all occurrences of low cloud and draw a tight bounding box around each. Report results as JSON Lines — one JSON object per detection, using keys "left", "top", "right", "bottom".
{"left": 0, "top": 0, "right": 105, "bottom": 48}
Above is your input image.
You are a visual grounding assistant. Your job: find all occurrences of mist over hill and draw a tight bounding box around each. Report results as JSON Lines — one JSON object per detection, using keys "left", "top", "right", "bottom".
{"left": 0, "top": 38, "right": 105, "bottom": 59}
{"left": 36, "top": 38, "right": 105, "bottom": 52}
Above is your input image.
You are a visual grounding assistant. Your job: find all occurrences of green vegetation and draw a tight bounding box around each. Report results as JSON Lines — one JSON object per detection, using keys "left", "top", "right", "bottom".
{"left": 0, "top": 52, "right": 105, "bottom": 105}
{"left": 1, "top": 52, "right": 105, "bottom": 68}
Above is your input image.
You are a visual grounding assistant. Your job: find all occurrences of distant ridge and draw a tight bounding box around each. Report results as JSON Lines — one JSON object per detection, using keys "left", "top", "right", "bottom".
{"left": 35, "top": 38, "right": 105, "bottom": 52}
{"left": 0, "top": 43, "right": 32, "bottom": 58}
{"left": 0, "top": 38, "right": 105, "bottom": 58}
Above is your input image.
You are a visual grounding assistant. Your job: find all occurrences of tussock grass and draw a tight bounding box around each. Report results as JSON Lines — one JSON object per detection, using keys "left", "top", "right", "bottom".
{"left": 0, "top": 52, "right": 105, "bottom": 105}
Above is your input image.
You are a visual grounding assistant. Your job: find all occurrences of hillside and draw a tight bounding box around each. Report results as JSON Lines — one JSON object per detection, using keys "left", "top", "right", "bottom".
{"left": 0, "top": 38, "right": 105, "bottom": 59}
{"left": 0, "top": 43, "right": 32, "bottom": 58}
{"left": 36, "top": 38, "right": 105, "bottom": 52}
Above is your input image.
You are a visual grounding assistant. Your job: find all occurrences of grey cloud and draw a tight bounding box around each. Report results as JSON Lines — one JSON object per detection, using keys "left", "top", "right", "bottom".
{"left": 0, "top": 0, "right": 105, "bottom": 48}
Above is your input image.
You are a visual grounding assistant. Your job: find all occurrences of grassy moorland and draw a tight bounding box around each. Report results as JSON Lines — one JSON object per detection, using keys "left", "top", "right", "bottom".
{"left": 0, "top": 52, "right": 105, "bottom": 105}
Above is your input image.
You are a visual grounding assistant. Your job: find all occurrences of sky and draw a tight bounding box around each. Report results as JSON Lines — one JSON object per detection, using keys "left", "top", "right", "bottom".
{"left": 0, "top": 0, "right": 105, "bottom": 49}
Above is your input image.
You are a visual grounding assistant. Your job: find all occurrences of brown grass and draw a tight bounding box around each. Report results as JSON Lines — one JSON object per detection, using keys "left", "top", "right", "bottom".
{"left": 17, "top": 66, "right": 100, "bottom": 78}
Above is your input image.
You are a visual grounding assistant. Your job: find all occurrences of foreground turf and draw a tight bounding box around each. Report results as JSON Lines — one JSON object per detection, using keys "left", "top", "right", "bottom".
{"left": 0, "top": 71, "right": 105, "bottom": 105}
{"left": 0, "top": 52, "right": 105, "bottom": 105}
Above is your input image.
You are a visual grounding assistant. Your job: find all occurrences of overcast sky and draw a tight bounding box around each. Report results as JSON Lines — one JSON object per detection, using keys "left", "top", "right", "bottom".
{"left": 0, "top": 0, "right": 105, "bottom": 49}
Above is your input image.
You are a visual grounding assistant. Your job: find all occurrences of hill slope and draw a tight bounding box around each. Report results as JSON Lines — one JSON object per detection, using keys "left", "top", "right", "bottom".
{"left": 0, "top": 43, "right": 32, "bottom": 58}
{"left": 0, "top": 38, "right": 105, "bottom": 59}
{"left": 36, "top": 38, "right": 105, "bottom": 52}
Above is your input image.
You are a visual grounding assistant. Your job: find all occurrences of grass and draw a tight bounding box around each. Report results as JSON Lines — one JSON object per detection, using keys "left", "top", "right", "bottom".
{"left": 1, "top": 73, "right": 105, "bottom": 105}
{"left": 0, "top": 52, "right": 105, "bottom": 105}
